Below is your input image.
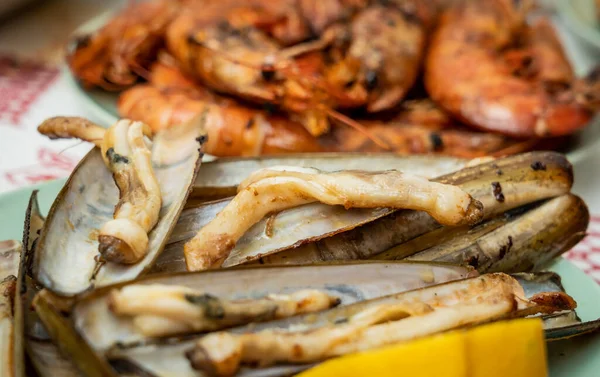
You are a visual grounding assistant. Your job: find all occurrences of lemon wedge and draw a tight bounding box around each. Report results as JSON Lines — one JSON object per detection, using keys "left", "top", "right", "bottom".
{"left": 297, "top": 318, "right": 547, "bottom": 377}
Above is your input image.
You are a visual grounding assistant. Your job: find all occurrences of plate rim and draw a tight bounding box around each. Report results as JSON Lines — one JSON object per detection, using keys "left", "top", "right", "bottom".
{"left": 557, "top": 0, "right": 600, "bottom": 49}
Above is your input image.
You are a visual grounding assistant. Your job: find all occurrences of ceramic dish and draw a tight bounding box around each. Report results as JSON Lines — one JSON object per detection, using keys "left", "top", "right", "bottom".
{"left": 557, "top": 0, "right": 600, "bottom": 53}
{"left": 0, "top": 179, "right": 599, "bottom": 377}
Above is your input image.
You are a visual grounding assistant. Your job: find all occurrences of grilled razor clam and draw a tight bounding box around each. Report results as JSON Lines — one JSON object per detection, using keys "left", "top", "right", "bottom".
{"left": 375, "top": 194, "right": 589, "bottom": 273}
{"left": 69, "top": 273, "right": 573, "bottom": 377}
{"left": 186, "top": 273, "right": 573, "bottom": 376}
{"left": 38, "top": 116, "right": 161, "bottom": 264}
{"left": 192, "top": 154, "right": 469, "bottom": 201}
{"left": 34, "top": 116, "right": 204, "bottom": 296}
{"left": 184, "top": 168, "right": 483, "bottom": 270}
{"left": 108, "top": 285, "right": 340, "bottom": 337}
{"left": 98, "top": 119, "right": 162, "bottom": 264}
{"left": 70, "top": 263, "right": 471, "bottom": 352}
{"left": 37, "top": 116, "right": 109, "bottom": 146}
{"left": 188, "top": 302, "right": 508, "bottom": 376}
{"left": 407, "top": 194, "right": 588, "bottom": 272}
{"left": 252, "top": 151, "right": 573, "bottom": 266}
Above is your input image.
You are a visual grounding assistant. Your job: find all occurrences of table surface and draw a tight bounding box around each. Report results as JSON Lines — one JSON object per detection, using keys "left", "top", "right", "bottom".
{"left": 0, "top": 0, "right": 599, "bottom": 282}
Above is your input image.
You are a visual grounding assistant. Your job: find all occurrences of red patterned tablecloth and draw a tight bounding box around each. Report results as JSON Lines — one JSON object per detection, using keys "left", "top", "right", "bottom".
{"left": 0, "top": 3, "right": 599, "bottom": 284}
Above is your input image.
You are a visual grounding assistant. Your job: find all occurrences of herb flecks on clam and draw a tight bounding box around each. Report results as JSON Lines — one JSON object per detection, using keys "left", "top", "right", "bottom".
{"left": 186, "top": 273, "right": 576, "bottom": 377}
{"left": 35, "top": 116, "right": 205, "bottom": 296}
{"left": 109, "top": 285, "right": 340, "bottom": 337}
{"left": 39, "top": 117, "right": 162, "bottom": 264}
{"left": 184, "top": 167, "right": 483, "bottom": 271}
{"left": 98, "top": 120, "right": 161, "bottom": 264}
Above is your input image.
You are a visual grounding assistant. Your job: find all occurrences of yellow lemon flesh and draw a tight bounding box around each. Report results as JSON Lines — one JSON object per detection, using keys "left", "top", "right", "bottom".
{"left": 297, "top": 318, "right": 547, "bottom": 377}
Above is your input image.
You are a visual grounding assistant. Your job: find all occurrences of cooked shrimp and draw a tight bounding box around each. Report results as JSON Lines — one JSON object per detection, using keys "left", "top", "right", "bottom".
{"left": 165, "top": 0, "right": 390, "bottom": 139}
{"left": 325, "top": 1, "right": 435, "bottom": 112}
{"left": 425, "top": 0, "right": 595, "bottom": 137}
{"left": 119, "top": 62, "right": 537, "bottom": 158}
{"left": 184, "top": 167, "right": 483, "bottom": 270}
{"left": 117, "top": 62, "right": 324, "bottom": 156}
{"left": 68, "top": 0, "right": 182, "bottom": 90}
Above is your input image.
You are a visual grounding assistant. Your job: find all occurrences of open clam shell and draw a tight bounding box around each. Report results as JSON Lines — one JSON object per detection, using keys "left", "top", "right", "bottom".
{"left": 33, "top": 122, "right": 205, "bottom": 296}
{"left": 34, "top": 261, "right": 474, "bottom": 376}
{"left": 34, "top": 273, "right": 578, "bottom": 377}
{"left": 191, "top": 151, "right": 572, "bottom": 268}
{"left": 18, "top": 191, "right": 80, "bottom": 377}
{"left": 192, "top": 154, "right": 469, "bottom": 201}
{"left": 73, "top": 262, "right": 474, "bottom": 351}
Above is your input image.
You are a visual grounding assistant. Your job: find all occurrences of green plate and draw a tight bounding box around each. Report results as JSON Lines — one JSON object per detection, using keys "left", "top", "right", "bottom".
{"left": 1, "top": 179, "right": 599, "bottom": 376}
{"left": 557, "top": 0, "right": 600, "bottom": 52}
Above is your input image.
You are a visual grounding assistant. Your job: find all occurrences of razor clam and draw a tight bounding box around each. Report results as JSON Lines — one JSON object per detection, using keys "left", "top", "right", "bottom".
{"left": 70, "top": 262, "right": 473, "bottom": 351}
{"left": 52, "top": 273, "right": 572, "bottom": 377}
{"left": 373, "top": 194, "right": 588, "bottom": 273}
{"left": 33, "top": 118, "right": 205, "bottom": 296}
{"left": 245, "top": 151, "right": 573, "bottom": 267}
{"left": 32, "top": 262, "right": 473, "bottom": 376}
{"left": 192, "top": 154, "right": 468, "bottom": 201}
{"left": 18, "top": 192, "right": 80, "bottom": 377}
{"left": 0, "top": 240, "right": 20, "bottom": 377}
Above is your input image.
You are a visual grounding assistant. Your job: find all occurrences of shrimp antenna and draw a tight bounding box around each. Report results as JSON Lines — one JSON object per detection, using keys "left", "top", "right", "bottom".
{"left": 325, "top": 110, "right": 390, "bottom": 150}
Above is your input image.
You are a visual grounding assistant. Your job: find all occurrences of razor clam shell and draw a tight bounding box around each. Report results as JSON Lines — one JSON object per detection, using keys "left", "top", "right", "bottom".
{"left": 18, "top": 191, "right": 81, "bottom": 377}
{"left": 394, "top": 194, "right": 589, "bottom": 273}
{"left": 26, "top": 339, "right": 81, "bottom": 377}
{"left": 105, "top": 273, "right": 558, "bottom": 377}
{"left": 33, "top": 131, "right": 204, "bottom": 296}
{"left": 193, "top": 154, "right": 468, "bottom": 201}
{"left": 512, "top": 272, "right": 571, "bottom": 298}
{"left": 71, "top": 262, "right": 474, "bottom": 351}
{"left": 0, "top": 275, "right": 17, "bottom": 377}
{"left": 253, "top": 151, "right": 573, "bottom": 266}
{"left": 545, "top": 318, "right": 600, "bottom": 340}
{"left": 156, "top": 203, "right": 391, "bottom": 274}
{"left": 0, "top": 239, "right": 20, "bottom": 377}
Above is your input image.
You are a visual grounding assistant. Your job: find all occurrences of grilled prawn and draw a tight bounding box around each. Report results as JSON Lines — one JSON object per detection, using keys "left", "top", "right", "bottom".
{"left": 425, "top": 0, "right": 597, "bottom": 137}
{"left": 118, "top": 62, "right": 535, "bottom": 158}
{"left": 68, "top": 0, "right": 183, "bottom": 90}
{"left": 165, "top": 0, "right": 433, "bottom": 136}
{"left": 118, "top": 62, "right": 323, "bottom": 156}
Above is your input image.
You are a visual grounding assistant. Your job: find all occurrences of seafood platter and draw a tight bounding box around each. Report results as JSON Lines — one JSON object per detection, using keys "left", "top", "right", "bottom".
{"left": 2, "top": 0, "right": 600, "bottom": 376}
